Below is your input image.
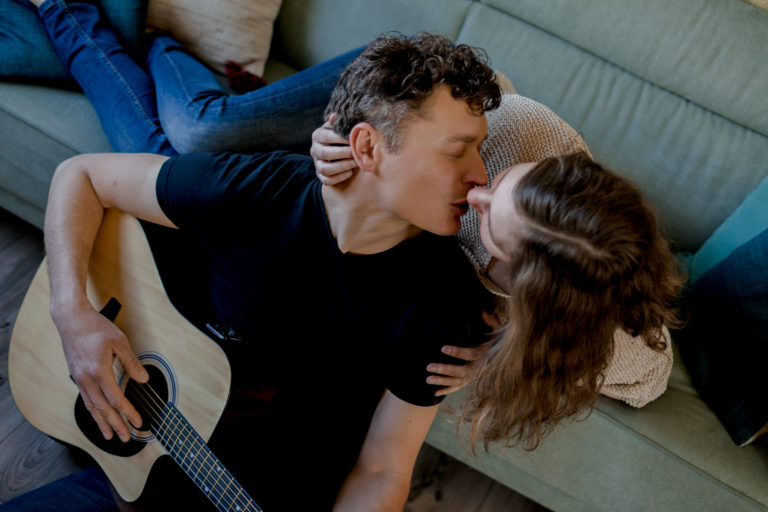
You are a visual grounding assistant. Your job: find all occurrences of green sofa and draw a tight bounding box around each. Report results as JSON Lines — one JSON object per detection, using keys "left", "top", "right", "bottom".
{"left": 1, "top": 0, "right": 766, "bottom": 510}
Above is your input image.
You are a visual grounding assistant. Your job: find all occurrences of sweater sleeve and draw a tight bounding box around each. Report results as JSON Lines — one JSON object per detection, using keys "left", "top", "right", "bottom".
{"left": 601, "top": 326, "right": 673, "bottom": 407}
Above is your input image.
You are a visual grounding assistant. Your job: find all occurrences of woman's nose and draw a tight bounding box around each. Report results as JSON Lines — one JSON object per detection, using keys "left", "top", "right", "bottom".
{"left": 467, "top": 186, "right": 491, "bottom": 212}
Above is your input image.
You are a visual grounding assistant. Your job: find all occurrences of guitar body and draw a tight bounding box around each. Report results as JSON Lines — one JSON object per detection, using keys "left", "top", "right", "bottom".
{"left": 9, "top": 209, "right": 232, "bottom": 502}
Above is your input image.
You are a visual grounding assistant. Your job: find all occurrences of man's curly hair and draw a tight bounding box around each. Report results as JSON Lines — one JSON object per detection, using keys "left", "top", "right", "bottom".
{"left": 325, "top": 32, "right": 501, "bottom": 151}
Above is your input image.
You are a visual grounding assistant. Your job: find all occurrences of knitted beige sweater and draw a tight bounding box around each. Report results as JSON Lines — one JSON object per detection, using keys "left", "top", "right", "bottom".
{"left": 459, "top": 93, "right": 672, "bottom": 408}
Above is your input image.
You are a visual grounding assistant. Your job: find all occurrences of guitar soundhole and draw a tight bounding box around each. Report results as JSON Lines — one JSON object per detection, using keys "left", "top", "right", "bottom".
{"left": 125, "top": 364, "right": 170, "bottom": 434}
{"left": 74, "top": 364, "right": 170, "bottom": 457}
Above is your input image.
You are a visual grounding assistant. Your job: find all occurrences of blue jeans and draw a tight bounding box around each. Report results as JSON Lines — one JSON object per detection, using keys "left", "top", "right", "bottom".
{"left": 38, "top": 0, "right": 360, "bottom": 156}
{"left": 0, "top": 467, "right": 117, "bottom": 512}
{"left": 147, "top": 36, "right": 360, "bottom": 154}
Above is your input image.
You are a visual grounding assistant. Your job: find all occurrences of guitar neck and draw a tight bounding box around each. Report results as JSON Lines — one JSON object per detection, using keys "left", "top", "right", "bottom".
{"left": 152, "top": 402, "right": 262, "bottom": 512}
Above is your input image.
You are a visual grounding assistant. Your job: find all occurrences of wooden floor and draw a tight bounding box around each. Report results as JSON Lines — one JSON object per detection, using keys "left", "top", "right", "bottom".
{"left": 0, "top": 208, "right": 549, "bottom": 511}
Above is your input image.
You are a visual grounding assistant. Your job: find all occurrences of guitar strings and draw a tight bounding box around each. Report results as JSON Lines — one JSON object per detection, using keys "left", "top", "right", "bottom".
{"left": 123, "top": 382, "right": 260, "bottom": 511}
{"left": 123, "top": 384, "right": 257, "bottom": 512}
{"left": 122, "top": 384, "right": 250, "bottom": 510}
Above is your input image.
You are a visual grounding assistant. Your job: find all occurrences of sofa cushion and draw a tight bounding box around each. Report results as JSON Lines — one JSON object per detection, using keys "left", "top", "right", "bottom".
{"left": 428, "top": 381, "right": 768, "bottom": 511}
{"left": 0, "top": 0, "right": 147, "bottom": 83}
{"left": 455, "top": 1, "right": 768, "bottom": 253}
{"left": 146, "top": 0, "right": 283, "bottom": 77}
{"left": 439, "top": 323, "right": 710, "bottom": 512}
{"left": 271, "top": 0, "right": 474, "bottom": 70}
{"left": 740, "top": 0, "right": 768, "bottom": 13}
{"left": 677, "top": 173, "right": 768, "bottom": 445}
{"left": 675, "top": 225, "right": 768, "bottom": 446}
{"left": 688, "top": 174, "right": 768, "bottom": 283}
{"left": 0, "top": 82, "right": 111, "bottom": 228}
{"left": 478, "top": 0, "right": 768, "bottom": 139}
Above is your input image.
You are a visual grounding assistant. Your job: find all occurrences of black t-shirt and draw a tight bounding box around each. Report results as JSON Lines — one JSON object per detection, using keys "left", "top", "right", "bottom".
{"left": 156, "top": 151, "right": 492, "bottom": 509}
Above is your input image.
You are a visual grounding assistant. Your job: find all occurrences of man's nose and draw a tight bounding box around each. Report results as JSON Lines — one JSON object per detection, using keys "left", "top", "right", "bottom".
{"left": 466, "top": 154, "right": 488, "bottom": 187}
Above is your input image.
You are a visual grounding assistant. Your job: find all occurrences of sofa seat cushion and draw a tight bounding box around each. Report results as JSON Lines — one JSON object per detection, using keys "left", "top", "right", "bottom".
{"left": 0, "top": 82, "right": 111, "bottom": 228}
{"left": 428, "top": 377, "right": 768, "bottom": 511}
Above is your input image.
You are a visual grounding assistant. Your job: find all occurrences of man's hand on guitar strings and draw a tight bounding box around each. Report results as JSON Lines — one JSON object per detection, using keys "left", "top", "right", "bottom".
{"left": 56, "top": 306, "right": 149, "bottom": 442}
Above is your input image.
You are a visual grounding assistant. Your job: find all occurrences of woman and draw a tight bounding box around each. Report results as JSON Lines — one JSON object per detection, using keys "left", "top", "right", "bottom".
{"left": 30, "top": 0, "right": 682, "bottom": 452}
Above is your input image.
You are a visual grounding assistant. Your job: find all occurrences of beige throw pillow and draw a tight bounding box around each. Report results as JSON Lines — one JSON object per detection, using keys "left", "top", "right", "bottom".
{"left": 740, "top": 0, "right": 768, "bottom": 12}
{"left": 146, "top": 0, "right": 283, "bottom": 76}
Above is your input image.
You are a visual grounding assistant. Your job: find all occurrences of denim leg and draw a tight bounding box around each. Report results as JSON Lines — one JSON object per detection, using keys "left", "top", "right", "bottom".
{"left": 0, "top": 467, "right": 118, "bottom": 512}
{"left": 147, "top": 36, "right": 363, "bottom": 154}
{"left": 38, "top": 0, "right": 176, "bottom": 156}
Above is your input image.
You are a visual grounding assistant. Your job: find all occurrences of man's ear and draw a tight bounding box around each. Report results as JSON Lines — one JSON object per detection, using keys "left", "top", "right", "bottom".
{"left": 349, "top": 123, "right": 381, "bottom": 173}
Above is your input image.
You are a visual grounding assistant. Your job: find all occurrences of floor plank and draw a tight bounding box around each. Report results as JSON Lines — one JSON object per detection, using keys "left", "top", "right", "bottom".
{"left": 407, "top": 446, "right": 493, "bottom": 511}
{"left": 0, "top": 210, "right": 84, "bottom": 503}
{"left": 0, "top": 208, "right": 550, "bottom": 510}
{"left": 478, "top": 480, "right": 550, "bottom": 512}
{"left": 0, "top": 417, "right": 87, "bottom": 503}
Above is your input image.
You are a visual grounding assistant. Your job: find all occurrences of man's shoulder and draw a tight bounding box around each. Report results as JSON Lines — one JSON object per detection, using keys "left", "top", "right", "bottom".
{"left": 156, "top": 150, "right": 318, "bottom": 230}
{"left": 167, "top": 150, "right": 313, "bottom": 176}
{"left": 162, "top": 150, "right": 315, "bottom": 198}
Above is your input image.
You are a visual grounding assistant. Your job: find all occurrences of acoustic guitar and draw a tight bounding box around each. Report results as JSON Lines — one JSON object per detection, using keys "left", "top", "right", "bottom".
{"left": 9, "top": 209, "right": 263, "bottom": 512}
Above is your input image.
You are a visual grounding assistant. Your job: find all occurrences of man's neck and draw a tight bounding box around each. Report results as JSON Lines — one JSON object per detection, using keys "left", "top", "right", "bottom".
{"left": 321, "top": 182, "right": 421, "bottom": 255}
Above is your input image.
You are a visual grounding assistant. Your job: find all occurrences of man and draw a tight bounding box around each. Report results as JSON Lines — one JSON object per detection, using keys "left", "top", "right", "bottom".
{"left": 31, "top": 31, "right": 500, "bottom": 511}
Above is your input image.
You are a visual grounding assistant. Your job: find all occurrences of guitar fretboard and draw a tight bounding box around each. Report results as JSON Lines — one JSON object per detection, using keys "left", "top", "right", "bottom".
{"left": 152, "top": 401, "right": 263, "bottom": 512}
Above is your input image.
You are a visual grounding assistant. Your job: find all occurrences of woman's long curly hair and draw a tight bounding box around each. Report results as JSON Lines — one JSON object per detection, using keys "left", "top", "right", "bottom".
{"left": 462, "top": 152, "right": 685, "bottom": 450}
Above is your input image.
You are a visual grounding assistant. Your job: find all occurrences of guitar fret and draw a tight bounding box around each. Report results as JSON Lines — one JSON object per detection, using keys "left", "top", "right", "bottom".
{"left": 157, "top": 413, "right": 234, "bottom": 504}
{"left": 230, "top": 487, "right": 246, "bottom": 512}
{"left": 215, "top": 478, "right": 233, "bottom": 508}
{"left": 151, "top": 402, "right": 262, "bottom": 512}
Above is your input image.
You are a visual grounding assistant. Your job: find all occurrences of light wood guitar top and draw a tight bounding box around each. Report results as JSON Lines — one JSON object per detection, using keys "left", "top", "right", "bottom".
{"left": 9, "top": 209, "right": 233, "bottom": 503}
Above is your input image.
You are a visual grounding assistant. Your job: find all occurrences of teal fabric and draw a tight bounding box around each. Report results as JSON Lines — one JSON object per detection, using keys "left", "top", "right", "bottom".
{"left": 0, "top": 0, "right": 147, "bottom": 82}
{"left": 479, "top": 0, "right": 768, "bottom": 138}
{"left": 676, "top": 227, "right": 768, "bottom": 445}
{"left": 689, "top": 174, "right": 768, "bottom": 283}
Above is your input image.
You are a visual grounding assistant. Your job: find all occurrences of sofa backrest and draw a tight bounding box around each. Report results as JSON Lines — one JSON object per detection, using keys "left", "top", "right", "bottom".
{"left": 272, "top": 0, "right": 768, "bottom": 253}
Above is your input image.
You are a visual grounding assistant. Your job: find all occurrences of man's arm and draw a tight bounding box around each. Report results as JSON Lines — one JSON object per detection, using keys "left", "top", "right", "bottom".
{"left": 45, "top": 152, "right": 174, "bottom": 442}
{"left": 334, "top": 391, "right": 438, "bottom": 511}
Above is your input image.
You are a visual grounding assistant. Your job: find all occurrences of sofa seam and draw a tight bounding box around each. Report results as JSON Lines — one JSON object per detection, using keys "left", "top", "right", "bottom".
{"left": 462, "top": 1, "right": 768, "bottom": 141}
{"left": 0, "top": 105, "right": 83, "bottom": 155}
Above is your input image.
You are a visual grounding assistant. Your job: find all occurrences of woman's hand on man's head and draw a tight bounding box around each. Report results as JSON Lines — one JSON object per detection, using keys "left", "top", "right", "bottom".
{"left": 310, "top": 115, "right": 359, "bottom": 185}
